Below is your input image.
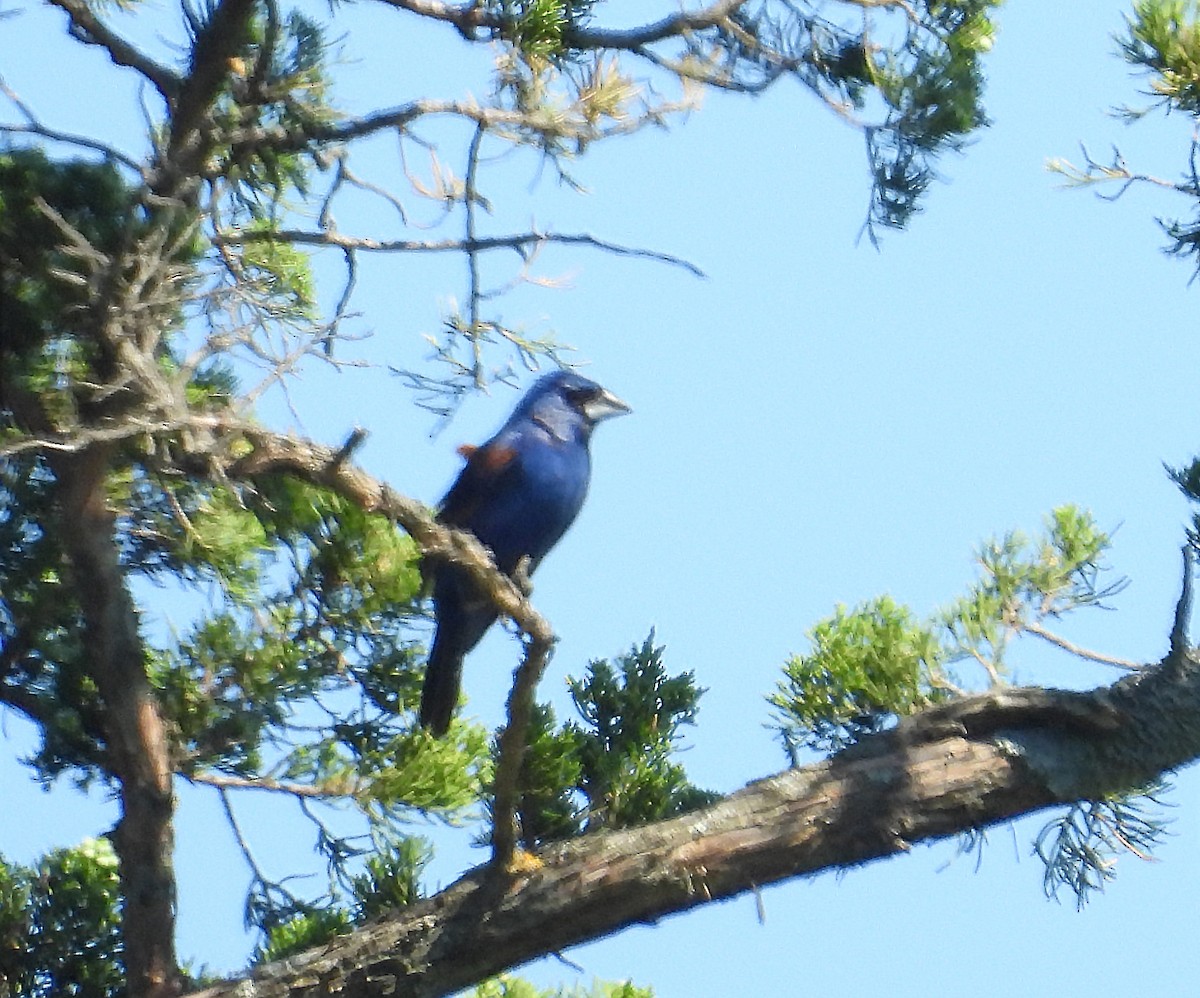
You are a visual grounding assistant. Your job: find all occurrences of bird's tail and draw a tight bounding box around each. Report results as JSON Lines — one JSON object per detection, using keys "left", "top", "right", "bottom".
{"left": 418, "top": 634, "right": 464, "bottom": 737}
{"left": 420, "top": 568, "right": 499, "bottom": 736}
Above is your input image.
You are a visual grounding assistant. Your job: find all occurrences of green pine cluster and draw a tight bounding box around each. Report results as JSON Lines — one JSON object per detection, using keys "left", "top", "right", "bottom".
{"left": 770, "top": 505, "right": 1122, "bottom": 758}
{"left": 511, "top": 634, "right": 720, "bottom": 849}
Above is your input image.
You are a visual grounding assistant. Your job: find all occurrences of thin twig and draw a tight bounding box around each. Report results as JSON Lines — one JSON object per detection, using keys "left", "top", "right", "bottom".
{"left": 464, "top": 121, "right": 487, "bottom": 386}
{"left": 191, "top": 771, "right": 358, "bottom": 798}
{"left": 217, "top": 227, "right": 706, "bottom": 277}
{"left": 1023, "top": 620, "right": 1142, "bottom": 671}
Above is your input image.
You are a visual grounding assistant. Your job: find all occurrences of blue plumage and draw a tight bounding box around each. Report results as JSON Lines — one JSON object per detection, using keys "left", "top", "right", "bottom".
{"left": 419, "top": 371, "right": 630, "bottom": 735}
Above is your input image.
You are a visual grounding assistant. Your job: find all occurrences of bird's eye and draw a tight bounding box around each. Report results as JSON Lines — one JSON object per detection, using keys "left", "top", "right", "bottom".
{"left": 564, "top": 385, "right": 596, "bottom": 407}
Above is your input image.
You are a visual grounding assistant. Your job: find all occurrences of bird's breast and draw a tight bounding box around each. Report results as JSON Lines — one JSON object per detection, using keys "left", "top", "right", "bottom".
{"left": 472, "top": 441, "right": 591, "bottom": 569}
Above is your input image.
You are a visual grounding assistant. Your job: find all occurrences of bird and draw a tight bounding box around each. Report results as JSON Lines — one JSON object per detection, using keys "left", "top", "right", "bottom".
{"left": 418, "top": 370, "right": 631, "bottom": 736}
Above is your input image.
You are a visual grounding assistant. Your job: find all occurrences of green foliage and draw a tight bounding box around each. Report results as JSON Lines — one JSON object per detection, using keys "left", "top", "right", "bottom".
{"left": 1167, "top": 454, "right": 1200, "bottom": 546}
{"left": 771, "top": 507, "right": 1123, "bottom": 758}
{"left": 208, "top": 9, "right": 335, "bottom": 211}
{"left": 510, "top": 634, "right": 719, "bottom": 849}
{"left": 566, "top": 635, "right": 719, "bottom": 828}
{"left": 471, "top": 978, "right": 654, "bottom": 998}
{"left": 154, "top": 477, "right": 430, "bottom": 778}
{"left": 351, "top": 837, "right": 431, "bottom": 921}
{"left": 150, "top": 478, "right": 494, "bottom": 932}
{"left": 0, "top": 145, "right": 488, "bottom": 957}
{"left": 1121, "top": 0, "right": 1200, "bottom": 112}
{"left": 474, "top": 1, "right": 1000, "bottom": 249}
{"left": 509, "top": 702, "right": 585, "bottom": 846}
{"left": 937, "top": 505, "right": 1125, "bottom": 678}
{"left": 0, "top": 148, "right": 134, "bottom": 361}
{"left": 0, "top": 839, "right": 124, "bottom": 998}
{"left": 251, "top": 831, "right": 431, "bottom": 962}
{"left": 771, "top": 596, "right": 947, "bottom": 758}
{"left": 255, "top": 907, "right": 353, "bottom": 965}
{"left": 235, "top": 224, "right": 318, "bottom": 319}
{"left": 1108, "top": 2, "right": 1200, "bottom": 270}
{"left": 1035, "top": 783, "right": 1172, "bottom": 909}
{"left": 0, "top": 457, "right": 104, "bottom": 783}
{"left": 865, "top": 0, "right": 995, "bottom": 230}
{"left": 498, "top": 0, "right": 570, "bottom": 61}
{"left": 770, "top": 506, "right": 1168, "bottom": 903}
{"left": 701, "top": 0, "right": 1000, "bottom": 233}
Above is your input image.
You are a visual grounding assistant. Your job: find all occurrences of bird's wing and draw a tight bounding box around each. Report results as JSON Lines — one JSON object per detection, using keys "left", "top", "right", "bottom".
{"left": 438, "top": 437, "right": 522, "bottom": 527}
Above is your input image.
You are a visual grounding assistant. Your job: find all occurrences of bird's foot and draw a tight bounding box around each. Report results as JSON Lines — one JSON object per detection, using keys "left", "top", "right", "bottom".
{"left": 504, "top": 846, "right": 543, "bottom": 877}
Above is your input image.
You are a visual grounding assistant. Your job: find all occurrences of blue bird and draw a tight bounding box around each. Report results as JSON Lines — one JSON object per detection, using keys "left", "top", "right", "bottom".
{"left": 419, "top": 371, "right": 631, "bottom": 735}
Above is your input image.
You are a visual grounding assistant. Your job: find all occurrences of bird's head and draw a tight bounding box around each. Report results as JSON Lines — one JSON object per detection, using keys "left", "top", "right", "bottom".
{"left": 517, "top": 370, "right": 631, "bottom": 440}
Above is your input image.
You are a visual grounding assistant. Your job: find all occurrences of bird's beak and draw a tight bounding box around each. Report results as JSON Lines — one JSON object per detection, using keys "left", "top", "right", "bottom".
{"left": 583, "top": 388, "right": 632, "bottom": 423}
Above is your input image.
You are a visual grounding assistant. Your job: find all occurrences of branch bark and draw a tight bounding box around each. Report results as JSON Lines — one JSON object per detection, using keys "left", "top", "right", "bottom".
{"left": 187, "top": 654, "right": 1200, "bottom": 998}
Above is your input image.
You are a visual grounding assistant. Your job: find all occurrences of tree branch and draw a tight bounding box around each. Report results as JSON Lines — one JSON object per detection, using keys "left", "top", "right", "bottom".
{"left": 172, "top": 423, "right": 560, "bottom": 867}
{"left": 45, "top": 0, "right": 181, "bottom": 105}
{"left": 222, "top": 87, "right": 693, "bottom": 163}
{"left": 1021, "top": 620, "right": 1143, "bottom": 671}
{"left": 372, "top": 0, "right": 753, "bottom": 49}
{"left": 184, "top": 424, "right": 553, "bottom": 642}
{"left": 491, "top": 635, "right": 555, "bottom": 866}
{"left": 564, "top": 1, "right": 750, "bottom": 51}
{"left": 190, "top": 659, "right": 1200, "bottom": 998}
{"left": 374, "top": 0, "right": 492, "bottom": 40}
{"left": 186, "top": 771, "right": 357, "bottom": 799}
{"left": 1170, "top": 544, "right": 1194, "bottom": 659}
{"left": 214, "top": 227, "right": 706, "bottom": 277}
{"left": 167, "top": 0, "right": 258, "bottom": 162}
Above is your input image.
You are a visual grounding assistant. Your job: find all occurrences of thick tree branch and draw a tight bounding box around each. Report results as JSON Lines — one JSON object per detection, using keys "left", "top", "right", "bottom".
{"left": 190, "top": 654, "right": 1200, "bottom": 998}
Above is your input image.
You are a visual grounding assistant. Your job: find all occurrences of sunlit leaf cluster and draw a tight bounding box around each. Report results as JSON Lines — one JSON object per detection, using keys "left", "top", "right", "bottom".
{"left": 508, "top": 634, "right": 719, "bottom": 849}
{"left": 0, "top": 839, "right": 125, "bottom": 998}
{"left": 470, "top": 978, "right": 654, "bottom": 998}
{"left": 771, "top": 506, "right": 1124, "bottom": 757}
{"left": 1121, "top": 0, "right": 1200, "bottom": 112}
{"left": 771, "top": 596, "right": 948, "bottom": 758}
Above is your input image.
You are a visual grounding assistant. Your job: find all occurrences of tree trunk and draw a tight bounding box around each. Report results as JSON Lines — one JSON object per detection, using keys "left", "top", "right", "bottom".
{"left": 54, "top": 445, "right": 179, "bottom": 998}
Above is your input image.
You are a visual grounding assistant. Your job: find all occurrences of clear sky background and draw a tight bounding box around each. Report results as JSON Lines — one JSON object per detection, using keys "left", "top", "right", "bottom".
{"left": 5, "top": 2, "right": 1200, "bottom": 995}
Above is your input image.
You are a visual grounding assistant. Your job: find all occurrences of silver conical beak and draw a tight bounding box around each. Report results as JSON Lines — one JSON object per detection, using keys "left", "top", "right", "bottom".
{"left": 583, "top": 388, "right": 632, "bottom": 423}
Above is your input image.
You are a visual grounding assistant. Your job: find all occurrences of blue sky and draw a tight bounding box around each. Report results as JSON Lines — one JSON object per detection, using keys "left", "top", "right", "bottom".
{"left": 5, "top": 2, "right": 1200, "bottom": 994}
